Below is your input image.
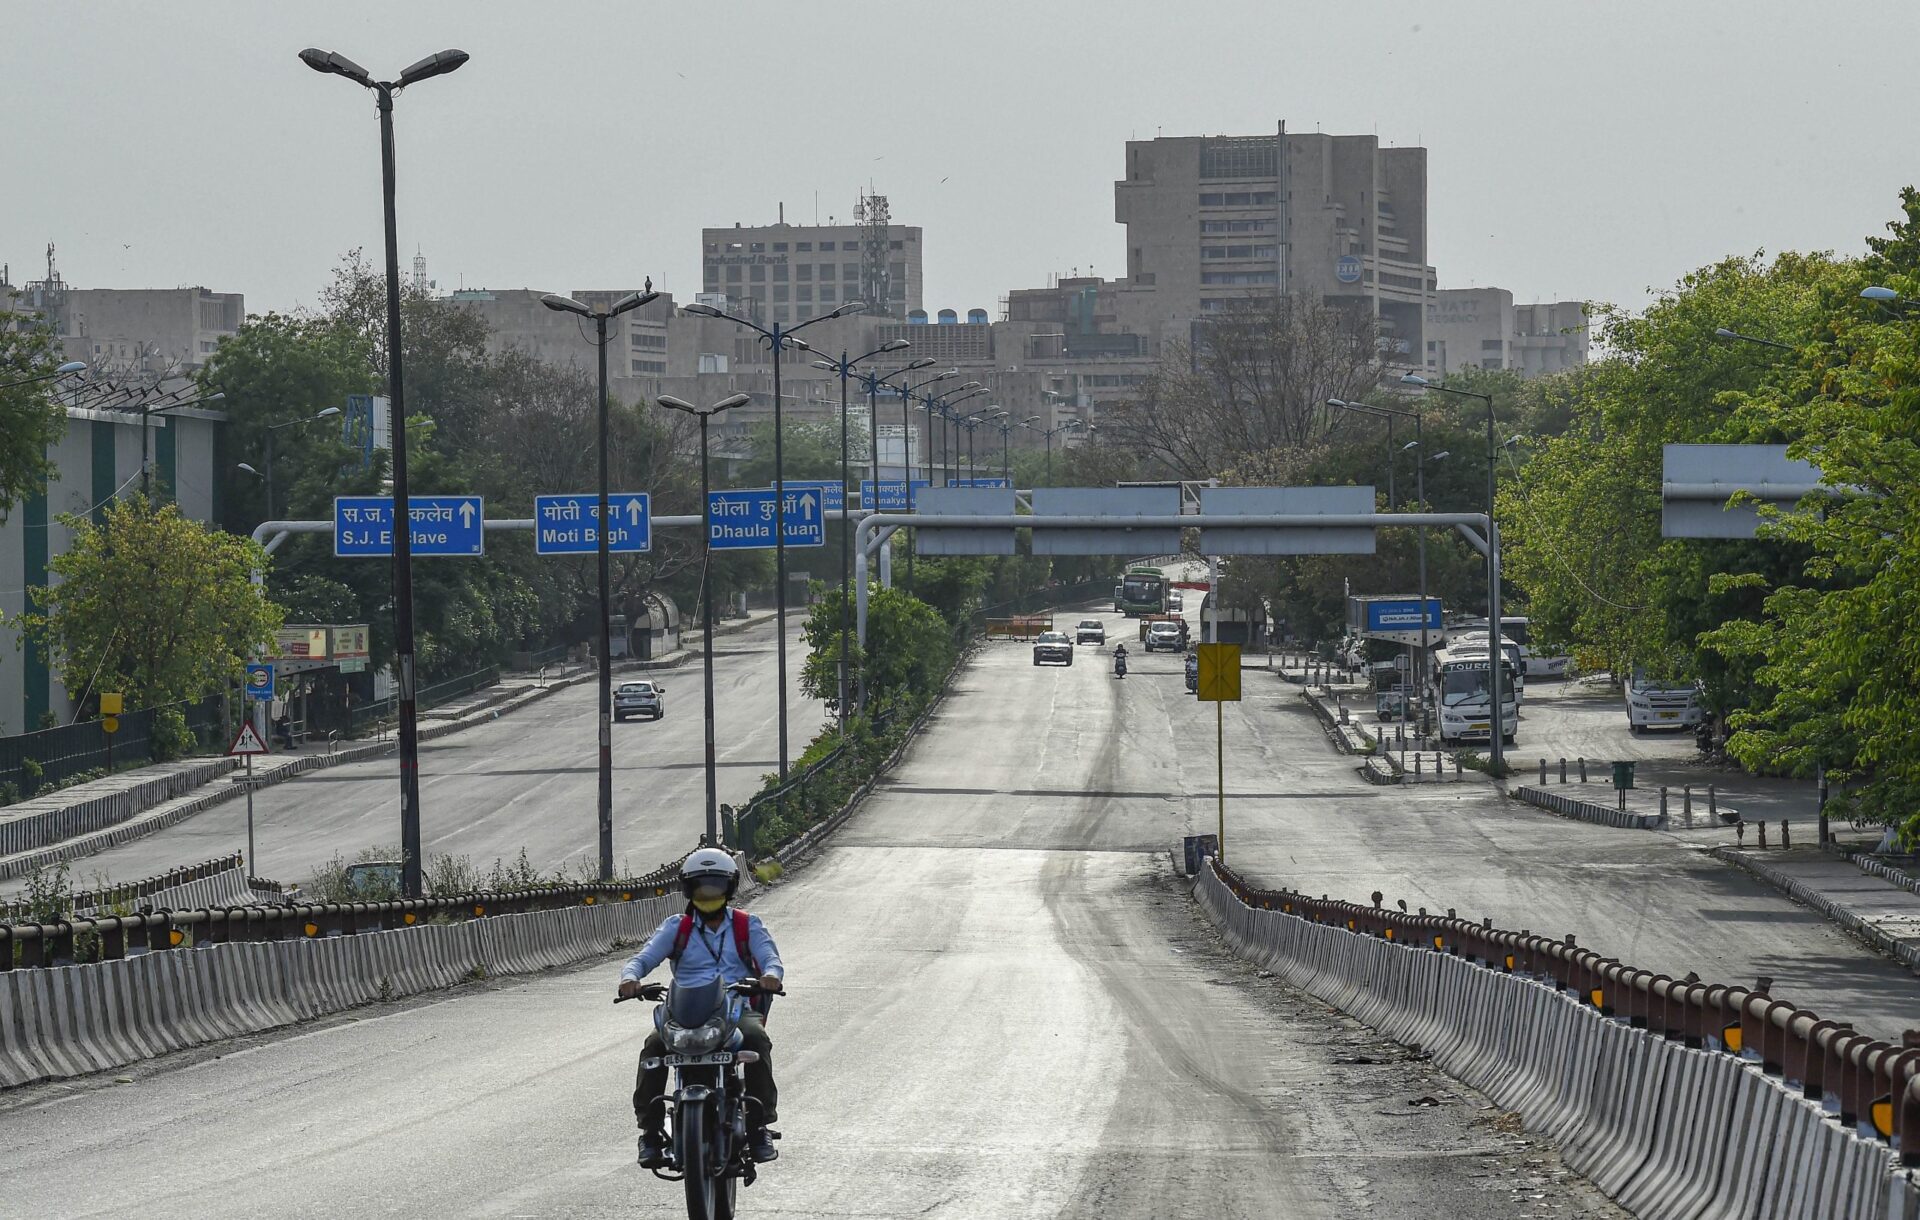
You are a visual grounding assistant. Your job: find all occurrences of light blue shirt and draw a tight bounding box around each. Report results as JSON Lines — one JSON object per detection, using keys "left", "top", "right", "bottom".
{"left": 620, "top": 909, "right": 784, "bottom": 987}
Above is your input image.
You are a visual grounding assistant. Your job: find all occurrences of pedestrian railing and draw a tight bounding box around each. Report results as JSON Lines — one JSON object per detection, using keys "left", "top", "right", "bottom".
{"left": 345, "top": 664, "right": 501, "bottom": 737}
{"left": 0, "top": 693, "right": 225, "bottom": 800}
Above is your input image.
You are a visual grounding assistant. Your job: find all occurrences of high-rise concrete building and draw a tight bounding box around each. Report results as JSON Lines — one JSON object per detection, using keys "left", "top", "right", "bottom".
{"left": 701, "top": 200, "right": 923, "bottom": 327}
{"left": 1425, "top": 289, "right": 1588, "bottom": 378}
{"left": 1112, "top": 124, "right": 1434, "bottom": 361}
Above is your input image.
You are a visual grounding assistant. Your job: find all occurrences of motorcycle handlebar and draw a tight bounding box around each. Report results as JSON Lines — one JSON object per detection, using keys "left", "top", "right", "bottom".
{"left": 613, "top": 981, "right": 787, "bottom": 1005}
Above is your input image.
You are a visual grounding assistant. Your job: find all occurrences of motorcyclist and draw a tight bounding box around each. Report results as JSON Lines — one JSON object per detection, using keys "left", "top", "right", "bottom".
{"left": 1113, "top": 642, "right": 1129, "bottom": 675}
{"left": 1184, "top": 651, "right": 1199, "bottom": 687}
{"left": 619, "top": 849, "right": 785, "bottom": 1168}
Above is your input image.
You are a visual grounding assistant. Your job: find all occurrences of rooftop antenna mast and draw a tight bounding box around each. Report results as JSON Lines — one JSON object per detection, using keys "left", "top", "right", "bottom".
{"left": 856, "top": 188, "right": 891, "bottom": 318}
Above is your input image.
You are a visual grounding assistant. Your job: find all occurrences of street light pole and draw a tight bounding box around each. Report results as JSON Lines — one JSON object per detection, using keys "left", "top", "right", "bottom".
{"left": 660, "top": 393, "right": 751, "bottom": 847}
{"left": 683, "top": 300, "right": 862, "bottom": 786}
{"left": 302, "top": 45, "right": 469, "bottom": 899}
{"left": 139, "top": 390, "right": 226, "bottom": 502}
{"left": 0, "top": 360, "right": 86, "bottom": 393}
{"left": 543, "top": 289, "right": 659, "bottom": 877}
{"left": 898, "top": 368, "right": 957, "bottom": 593}
{"left": 259, "top": 406, "right": 344, "bottom": 521}
{"left": 812, "top": 339, "right": 910, "bottom": 730}
{"left": 1402, "top": 373, "right": 1504, "bottom": 773}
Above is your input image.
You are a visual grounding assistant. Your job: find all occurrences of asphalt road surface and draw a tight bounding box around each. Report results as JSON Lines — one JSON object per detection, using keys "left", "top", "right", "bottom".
{"left": 53, "top": 616, "right": 820, "bottom": 890}
{"left": 1, "top": 625, "right": 1623, "bottom": 1220}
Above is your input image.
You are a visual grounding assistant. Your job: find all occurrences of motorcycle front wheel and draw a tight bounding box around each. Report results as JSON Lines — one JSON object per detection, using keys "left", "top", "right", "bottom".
{"left": 677, "top": 1098, "right": 737, "bottom": 1220}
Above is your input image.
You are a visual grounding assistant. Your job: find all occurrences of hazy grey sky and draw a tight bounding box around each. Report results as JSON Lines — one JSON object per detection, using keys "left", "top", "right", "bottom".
{"left": 8, "top": 2, "right": 1917, "bottom": 320}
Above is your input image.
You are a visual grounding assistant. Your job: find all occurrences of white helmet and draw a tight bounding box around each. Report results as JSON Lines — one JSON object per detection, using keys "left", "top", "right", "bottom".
{"left": 680, "top": 847, "right": 740, "bottom": 903}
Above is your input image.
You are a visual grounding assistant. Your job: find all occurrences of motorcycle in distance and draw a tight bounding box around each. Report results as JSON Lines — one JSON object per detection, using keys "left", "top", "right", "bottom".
{"left": 618, "top": 977, "right": 781, "bottom": 1220}
{"left": 1113, "top": 647, "right": 1128, "bottom": 679}
{"left": 1184, "top": 656, "right": 1198, "bottom": 693}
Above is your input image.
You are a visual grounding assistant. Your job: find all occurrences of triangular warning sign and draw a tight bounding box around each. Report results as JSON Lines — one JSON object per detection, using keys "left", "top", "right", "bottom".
{"left": 228, "top": 722, "right": 271, "bottom": 756}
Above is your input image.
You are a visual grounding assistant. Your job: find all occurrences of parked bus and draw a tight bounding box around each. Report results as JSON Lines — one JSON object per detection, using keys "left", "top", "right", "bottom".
{"left": 1625, "top": 669, "right": 1704, "bottom": 734}
{"left": 1118, "top": 566, "right": 1167, "bottom": 617}
{"left": 1428, "top": 643, "right": 1520, "bottom": 746}
{"left": 1447, "top": 631, "right": 1526, "bottom": 703}
{"left": 1498, "top": 616, "right": 1571, "bottom": 679}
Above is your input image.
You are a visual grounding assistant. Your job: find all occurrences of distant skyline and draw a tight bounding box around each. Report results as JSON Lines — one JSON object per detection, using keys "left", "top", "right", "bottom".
{"left": 6, "top": 2, "right": 1917, "bottom": 324}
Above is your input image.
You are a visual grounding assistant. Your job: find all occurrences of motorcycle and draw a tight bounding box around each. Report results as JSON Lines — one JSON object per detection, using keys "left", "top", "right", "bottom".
{"left": 1113, "top": 651, "right": 1128, "bottom": 679}
{"left": 1185, "top": 665, "right": 1198, "bottom": 693}
{"left": 619, "top": 978, "right": 780, "bottom": 1220}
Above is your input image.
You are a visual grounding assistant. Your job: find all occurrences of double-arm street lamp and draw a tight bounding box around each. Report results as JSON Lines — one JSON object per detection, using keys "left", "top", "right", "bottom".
{"left": 0, "top": 360, "right": 86, "bottom": 392}
{"left": 811, "top": 338, "right": 912, "bottom": 731}
{"left": 1401, "top": 372, "right": 1508, "bottom": 773}
{"left": 682, "top": 299, "right": 866, "bottom": 789}
{"left": 542, "top": 288, "right": 661, "bottom": 879}
{"left": 1021, "top": 417, "right": 1083, "bottom": 483}
{"left": 853, "top": 356, "right": 934, "bottom": 491}
{"left": 897, "top": 368, "right": 957, "bottom": 592}
{"left": 957, "top": 406, "right": 1005, "bottom": 483}
{"left": 927, "top": 385, "right": 985, "bottom": 486}
{"left": 238, "top": 406, "right": 342, "bottom": 521}
{"left": 658, "top": 393, "right": 752, "bottom": 847}
{"left": 302, "top": 44, "right": 469, "bottom": 900}
{"left": 991, "top": 414, "right": 1038, "bottom": 484}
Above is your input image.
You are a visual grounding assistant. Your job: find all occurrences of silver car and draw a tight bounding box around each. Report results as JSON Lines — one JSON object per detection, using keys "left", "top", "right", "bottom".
{"left": 614, "top": 680, "right": 664, "bottom": 721}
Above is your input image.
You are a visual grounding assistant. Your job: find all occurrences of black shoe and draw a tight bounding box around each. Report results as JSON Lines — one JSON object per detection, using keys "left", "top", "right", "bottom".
{"left": 749, "top": 1128, "right": 779, "bottom": 1163}
{"left": 638, "top": 1130, "right": 670, "bottom": 1168}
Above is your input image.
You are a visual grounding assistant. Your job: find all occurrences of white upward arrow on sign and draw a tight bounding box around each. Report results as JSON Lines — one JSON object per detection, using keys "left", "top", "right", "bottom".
{"left": 626, "top": 498, "right": 644, "bottom": 525}
{"left": 798, "top": 492, "right": 817, "bottom": 521}
{"left": 458, "top": 501, "right": 476, "bottom": 528}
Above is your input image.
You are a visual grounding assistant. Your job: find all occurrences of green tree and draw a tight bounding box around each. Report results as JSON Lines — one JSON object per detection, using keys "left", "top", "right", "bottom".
{"left": 800, "top": 584, "right": 955, "bottom": 713}
{"left": 0, "top": 315, "right": 73, "bottom": 522}
{"left": 198, "top": 312, "right": 373, "bottom": 533}
{"left": 20, "top": 500, "right": 282, "bottom": 711}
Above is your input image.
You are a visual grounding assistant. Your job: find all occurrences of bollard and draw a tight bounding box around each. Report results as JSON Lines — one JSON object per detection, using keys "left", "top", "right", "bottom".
{"left": 1758, "top": 822, "right": 1768, "bottom": 850}
{"left": 1559, "top": 757, "right": 1567, "bottom": 784}
{"left": 1737, "top": 820, "right": 1747, "bottom": 845}
{"left": 1683, "top": 785, "right": 1692, "bottom": 820}
{"left": 1708, "top": 785, "right": 1717, "bottom": 821}
{"left": 1454, "top": 754, "right": 1463, "bottom": 779}
{"left": 1579, "top": 757, "right": 1588, "bottom": 783}
{"left": 1661, "top": 786, "right": 1669, "bottom": 822}
{"left": 1414, "top": 753, "right": 1422, "bottom": 777}
{"left": 1540, "top": 758, "right": 1548, "bottom": 785}
{"left": 1781, "top": 819, "right": 1790, "bottom": 850}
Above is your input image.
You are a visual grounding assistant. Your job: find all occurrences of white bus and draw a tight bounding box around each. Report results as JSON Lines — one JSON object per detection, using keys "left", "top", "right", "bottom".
{"left": 1498, "top": 616, "right": 1571, "bottom": 679}
{"left": 1428, "top": 643, "right": 1520, "bottom": 746}
{"left": 1447, "top": 631, "right": 1526, "bottom": 704}
{"left": 1625, "top": 669, "right": 1705, "bottom": 733}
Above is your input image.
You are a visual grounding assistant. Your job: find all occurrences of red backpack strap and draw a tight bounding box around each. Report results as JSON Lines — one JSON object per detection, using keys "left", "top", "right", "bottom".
{"left": 731, "top": 908, "right": 757, "bottom": 972}
{"left": 671, "top": 913, "right": 695, "bottom": 959}
{"left": 732, "top": 908, "right": 772, "bottom": 1016}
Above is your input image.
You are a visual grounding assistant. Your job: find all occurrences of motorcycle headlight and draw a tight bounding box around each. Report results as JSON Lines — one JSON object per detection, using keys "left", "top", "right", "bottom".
{"left": 668, "top": 1021, "right": 725, "bottom": 1054}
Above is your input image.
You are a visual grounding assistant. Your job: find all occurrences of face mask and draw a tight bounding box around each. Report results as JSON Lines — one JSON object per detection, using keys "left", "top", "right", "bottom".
{"left": 691, "top": 894, "right": 727, "bottom": 914}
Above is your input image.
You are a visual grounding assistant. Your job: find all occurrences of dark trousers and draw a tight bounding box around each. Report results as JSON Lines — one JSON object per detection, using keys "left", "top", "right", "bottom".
{"left": 634, "top": 1013, "right": 776, "bottom": 1131}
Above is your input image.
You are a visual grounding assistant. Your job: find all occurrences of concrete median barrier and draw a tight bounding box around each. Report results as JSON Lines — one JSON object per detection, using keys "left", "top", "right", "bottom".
{"left": 1191, "top": 861, "right": 1919, "bottom": 1220}
{"left": 1513, "top": 784, "right": 1663, "bottom": 830}
{"left": 0, "top": 890, "right": 678, "bottom": 1091}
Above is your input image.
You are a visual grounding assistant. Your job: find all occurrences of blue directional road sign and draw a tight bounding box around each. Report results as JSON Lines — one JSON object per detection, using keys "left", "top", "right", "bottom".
{"left": 707, "top": 488, "right": 827, "bottom": 549}
{"left": 860, "top": 479, "right": 930, "bottom": 511}
{"left": 333, "top": 495, "right": 485, "bottom": 557}
{"left": 245, "top": 663, "right": 275, "bottom": 703}
{"left": 953, "top": 477, "right": 1010, "bottom": 489}
{"left": 780, "top": 480, "right": 845, "bottom": 514}
{"left": 533, "top": 493, "right": 651, "bottom": 555}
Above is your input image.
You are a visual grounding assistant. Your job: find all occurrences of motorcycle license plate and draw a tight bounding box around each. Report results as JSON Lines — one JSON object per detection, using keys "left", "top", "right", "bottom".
{"left": 663, "top": 1052, "right": 733, "bottom": 1066}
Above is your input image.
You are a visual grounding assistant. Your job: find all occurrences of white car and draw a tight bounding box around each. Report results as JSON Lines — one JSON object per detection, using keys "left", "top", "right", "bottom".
{"left": 614, "top": 680, "right": 664, "bottom": 721}
{"left": 1167, "top": 591, "right": 1184, "bottom": 611}
{"left": 1144, "top": 621, "right": 1187, "bottom": 653}
{"left": 1075, "top": 619, "right": 1107, "bottom": 645}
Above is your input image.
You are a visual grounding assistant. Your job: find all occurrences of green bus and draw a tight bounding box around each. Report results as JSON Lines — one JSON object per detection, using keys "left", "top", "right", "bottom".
{"left": 1118, "top": 567, "right": 1167, "bottom": 617}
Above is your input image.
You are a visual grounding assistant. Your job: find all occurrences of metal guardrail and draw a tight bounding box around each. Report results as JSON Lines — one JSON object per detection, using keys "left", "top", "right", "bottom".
{"left": 728, "top": 743, "right": 852, "bottom": 857}
{"left": 0, "top": 853, "right": 247, "bottom": 922}
{"left": 0, "top": 865, "right": 682, "bottom": 969}
{"left": 1213, "top": 860, "right": 1920, "bottom": 1162}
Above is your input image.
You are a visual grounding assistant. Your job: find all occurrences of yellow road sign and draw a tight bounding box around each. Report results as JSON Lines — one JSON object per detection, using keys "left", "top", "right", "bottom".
{"left": 1196, "top": 643, "right": 1241, "bottom": 701}
{"left": 99, "top": 692, "right": 123, "bottom": 715}
{"left": 100, "top": 715, "right": 120, "bottom": 734}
